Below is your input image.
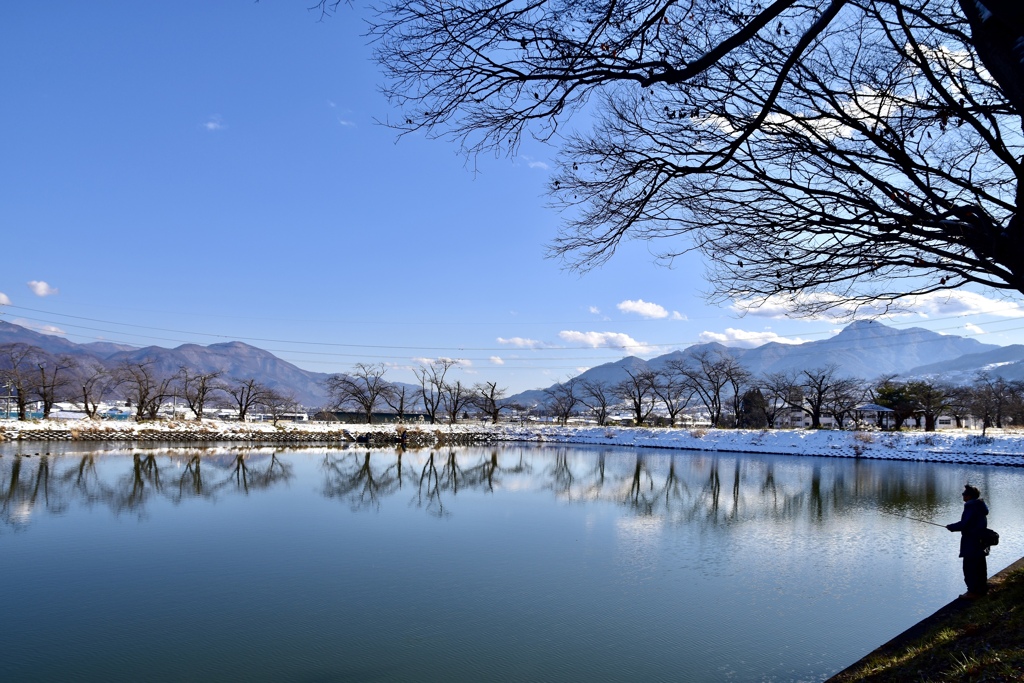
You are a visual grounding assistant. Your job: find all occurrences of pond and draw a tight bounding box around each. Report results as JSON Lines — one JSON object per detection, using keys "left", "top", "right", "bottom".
{"left": 1, "top": 442, "right": 1022, "bottom": 682}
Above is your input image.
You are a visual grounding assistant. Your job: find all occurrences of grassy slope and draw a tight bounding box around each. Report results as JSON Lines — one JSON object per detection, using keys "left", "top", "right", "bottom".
{"left": 830, "top": 563, "right": 1024, "bottom": 682}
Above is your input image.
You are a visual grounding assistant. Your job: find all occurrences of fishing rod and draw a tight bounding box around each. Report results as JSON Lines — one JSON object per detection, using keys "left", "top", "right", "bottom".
{"left": 880, "top": 509, "right": 947, "bottom": 528}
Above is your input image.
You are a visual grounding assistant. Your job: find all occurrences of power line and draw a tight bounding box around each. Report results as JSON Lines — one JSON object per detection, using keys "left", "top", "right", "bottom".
{"left": 4, "top": 302, "right": 1023, "bottom": 353}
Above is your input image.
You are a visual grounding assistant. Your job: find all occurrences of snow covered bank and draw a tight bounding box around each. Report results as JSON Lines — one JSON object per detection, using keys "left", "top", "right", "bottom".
{"left": 1, "top": 419, "right": 1022, "bottom": 466}
{"left": 485, "top": 425, "right": 1024, "bottom": 467}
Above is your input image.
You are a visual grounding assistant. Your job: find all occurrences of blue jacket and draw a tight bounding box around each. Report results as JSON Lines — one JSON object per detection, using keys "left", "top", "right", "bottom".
{"left": 947, "top": 498, "right": 989, "bottom": 558}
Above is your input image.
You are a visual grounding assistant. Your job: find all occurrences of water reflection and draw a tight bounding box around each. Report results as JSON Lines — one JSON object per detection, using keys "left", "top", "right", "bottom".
{"left": 0, "top": 444, "right": 1001, "bottom": 531}
{"left": 0, "top": 449, "right": 296, "bottom": 528}
{"left": 1, "top": 443, "right": 1022, "bottom": 683}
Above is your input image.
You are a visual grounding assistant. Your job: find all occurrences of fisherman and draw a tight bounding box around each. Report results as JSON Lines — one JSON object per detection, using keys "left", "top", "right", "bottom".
{"left": 945, "top": 484, "right": 989, "bottom": 599}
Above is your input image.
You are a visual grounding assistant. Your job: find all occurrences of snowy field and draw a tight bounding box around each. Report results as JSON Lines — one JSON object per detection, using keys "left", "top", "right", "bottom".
{"left": 2, "top": 419, "right": 1023, "bottom": 467}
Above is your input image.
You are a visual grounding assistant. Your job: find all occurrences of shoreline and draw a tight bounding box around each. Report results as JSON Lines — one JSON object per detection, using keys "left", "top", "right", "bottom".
{"left": 2, "top": 419, "right": 1023, "bottom": 467}
{"left": 826, "top": 556, "right": 1024, "bottom": 681}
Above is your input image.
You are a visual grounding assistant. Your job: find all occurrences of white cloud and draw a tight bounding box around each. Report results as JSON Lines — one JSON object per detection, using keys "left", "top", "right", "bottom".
{"left": 12, "top": 318, "right": 65, "bottom": 336}
{"left": 412, "top": 356, "right": 469, "bottom": 367}
{"left": 963, "top": 323, "right": 984, "bottom": 335}
{"left": 203, "top": 115, "right": 224, "bottom": 131}
{"left": 618, "top": 299, "right": 668, "bottom": 318}
{"left": 733, "top": 290, "right": 1024, "bottom": 321}
{"left": 558, "top": 330, "right": 657, "bottom": 354}
{"left": 489, "top": 356, "right": 505, "bottom": 365}
{"left": 520, "top": 155, "right": 549, "bottom": 170}
{"left": 904, "top": 291, "right": 1024, "bottom": 319}
{"left": 0, "top": 292, "right": 10, "bottom": 305}
{"left": 497, "top": 336, "right": 543, "bottom": 348}
{"left": 328, "top": 101, "right": 356, "bottom": 126}
{"left": 589, "top": 306, "right": 601, "bottom": 315}
{"left": 699, "top": 328, "right": 806, "bottom": 348}
{"left": 617, "top": 298, "right": 686, "bottom": 320}
{"left": 27, "top": 280, "right": 58, "bottom": 297}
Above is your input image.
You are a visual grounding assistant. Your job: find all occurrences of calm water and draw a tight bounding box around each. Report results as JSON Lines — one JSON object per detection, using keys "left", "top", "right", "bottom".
{"left": 1, "top": 442, "right": 1022, "bottom": 682}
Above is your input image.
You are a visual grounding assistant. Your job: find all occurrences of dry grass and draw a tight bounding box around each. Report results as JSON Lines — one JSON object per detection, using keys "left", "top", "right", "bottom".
{"left": 832, "top": 568, "right": 1024, "bottom": 682}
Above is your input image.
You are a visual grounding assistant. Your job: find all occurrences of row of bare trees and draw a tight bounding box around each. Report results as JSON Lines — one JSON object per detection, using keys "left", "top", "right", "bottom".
{"left": 324, "top": 361, "right": 519, "bottom": 425}
{"left": 0, "top": 343, "right": 297, "bottom": 422}
{"left": 540, "top": 350, "right": 1024, "bottom": 432}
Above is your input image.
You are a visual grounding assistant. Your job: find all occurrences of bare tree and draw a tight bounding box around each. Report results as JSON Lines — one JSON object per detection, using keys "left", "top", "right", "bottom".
{"left": 174, "top": 367, "right": 222, "bottom": 421}
{"left": 324, "top": 363, "right": 391, "bottom": 424}
{"left": 826, "top": 378, "right": 867, "bottom": 429}
{"left": 258, "top": 388, "right": 299, "bottom": 426}
{"left": 650, "top": 369, "right": 693, "bottom": 427}
{"left": 543, "top": 377, "right": 580, "bottom": 426}
{"left": 968, "top": 371, "right": 1014, "bottom": 433}
{"left": 1005, "top": 380, "right": 1024, "bottom": 428}
{"left": 945, "top": 384, "right": 975, "bottom": 429}
{"left": 29, "top": 353, "right": 76, "bottom": 419}
{"left": 222, "top": 377, "right": 270, "bottom": 422}
{"left": 578, "top": 379, "right": 614, "bottom": 426}
{"left": 723, "top": 361, "right": 752, "bottom": 428}
{"left": 72, "top": 358, "right": 112, "bottom": 419}
{"left": 381, "top": 382, "right": 414, "bottom": 422}
{"left": 112, "top": 360, "right": 172, "bottom": 421}
{"left": 763, "top": 365, "right": 850, "bottom": 428}
{"left": 668, "top": 351, "right": 734, "bottom": 428}
{"left": 908, "top": 380, "right": 953, "bottom": 432}
{"left": 799, "top": 365, "right": 848, "bottom": 428}
{"left": 414, "top": 359, "right": 457, "bottom": 424}
{"left": 366, "top": 0, "right": 1024, "bottom": 314}
{"left": 754, "top": 378, "right": 791, "bottom": 428}
{"left": 473, "top": 381, "right": 511, "bottom": 424}
{"left": 441, "top": 379, "right": 474, "bottom": 424}
{"left": 614, "top": 368, "right": 658, "bottom": 426}
{"left": 0, "top": 343, "right": 36, "bottom": 420}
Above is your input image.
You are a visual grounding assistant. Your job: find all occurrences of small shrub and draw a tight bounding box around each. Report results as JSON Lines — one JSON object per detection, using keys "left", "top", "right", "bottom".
{"left": 853, "top": 432, "right": 875, "bottom": 444}
{"left": 690, "top": 428, "right": 709, "bottom": 438}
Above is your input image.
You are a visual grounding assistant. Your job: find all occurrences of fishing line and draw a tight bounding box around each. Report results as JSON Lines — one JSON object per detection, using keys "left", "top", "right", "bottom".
{"left": 880, "top": 509, "right": 947, "bottom": 528}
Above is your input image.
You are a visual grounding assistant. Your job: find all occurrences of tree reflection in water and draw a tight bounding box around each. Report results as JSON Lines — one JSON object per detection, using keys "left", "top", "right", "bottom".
{"left": 322, "top": 449, "right": 405, "bottom": 511}
{"left": 0, "top": 448, "right": 297, "bottom": 525}
{"left": 0, "top": 445, "right": 1003, "bottom": 530}
{"left": 1, "top": 454, "right": 68, "bottom": 527}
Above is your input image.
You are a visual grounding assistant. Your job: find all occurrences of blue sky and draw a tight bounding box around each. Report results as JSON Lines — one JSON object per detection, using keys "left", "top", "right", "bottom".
{"left": 3, "top": 1, "right": 1024, "bottom": 393}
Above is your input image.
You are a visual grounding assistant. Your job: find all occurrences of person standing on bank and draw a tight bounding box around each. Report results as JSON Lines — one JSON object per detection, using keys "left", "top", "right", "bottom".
{"left": 946, "top": 484, "right": 989, "bottom": 599}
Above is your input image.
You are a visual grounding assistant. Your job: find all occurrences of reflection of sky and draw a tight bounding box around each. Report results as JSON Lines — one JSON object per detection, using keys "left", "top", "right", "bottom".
{"left": 11, "top": 500, "right": 33, "bottom": 524}
{"left": 614, "top": 515, "right": 665, "bottom": 576}
{"left": 2, "top": 444, "right": 1024, "bottom": 681}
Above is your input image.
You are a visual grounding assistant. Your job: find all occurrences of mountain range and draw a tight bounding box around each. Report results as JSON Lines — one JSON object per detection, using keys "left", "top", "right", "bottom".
{"left": 0, "top": 320, "right": 334, "bottom": 407}
{"left": 506, "top": 320, "right": 1013, "bottom": 405}
{"left": 3, "top": 318, "right": 1023, "bottom": 409}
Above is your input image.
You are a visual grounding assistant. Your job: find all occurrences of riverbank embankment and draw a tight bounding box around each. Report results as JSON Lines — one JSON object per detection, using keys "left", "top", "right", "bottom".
{"left": 827, "top": 557, "right": 1024, "bottom": 681}
{"left": 2, "top": 419, "right": 1023, "bottom": 466}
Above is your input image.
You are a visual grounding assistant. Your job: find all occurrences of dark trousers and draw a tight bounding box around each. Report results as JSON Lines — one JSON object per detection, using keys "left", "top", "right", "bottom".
{"left": 963, "top": 556, "right": 988, "bottom": 594}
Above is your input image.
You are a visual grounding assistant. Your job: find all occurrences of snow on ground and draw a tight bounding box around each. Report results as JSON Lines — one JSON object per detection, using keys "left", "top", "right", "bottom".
{"left": 1, "top": 419, "right": 1023, "bottom": 467}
